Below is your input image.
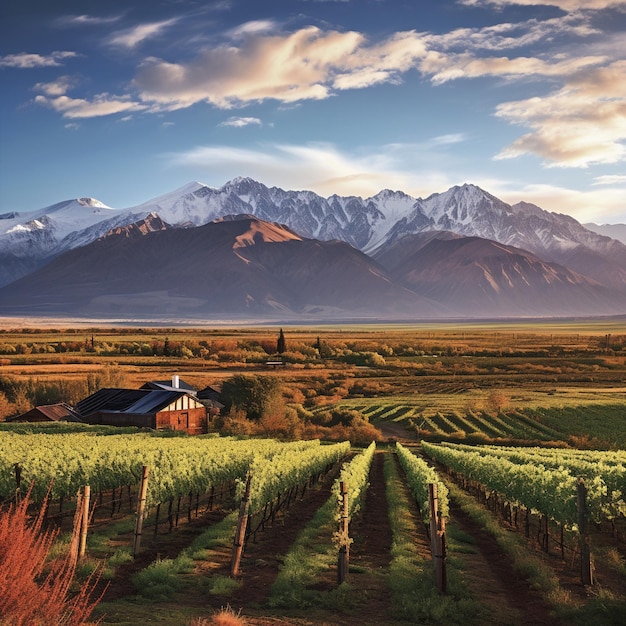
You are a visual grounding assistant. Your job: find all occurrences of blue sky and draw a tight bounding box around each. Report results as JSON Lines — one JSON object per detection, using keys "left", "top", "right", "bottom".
{"left": 1, "top": 0, "right": 625, "bottom": 224}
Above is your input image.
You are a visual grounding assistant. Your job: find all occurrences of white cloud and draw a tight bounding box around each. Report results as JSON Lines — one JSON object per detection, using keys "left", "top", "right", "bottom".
{"left": 0, "top": 51, "right": 77, "bottom": 69}
{"left": 33, "top": 76, "right": 74, "bottom": 96}
{"left": 494, "top": 60, "right": 626, "bottom": 167}
{"left": 460, "top": 0, "right": 626, "bottom": 10}
{"left": 228, "top": 20, "right": 278, "bottom": 38}
{"left": 593, "top": 175, "right": 626, "bottom": 185}
{"left": 219, "top": 116, "right": 262, "bottom": 127}
{"left": 34, "top": 93, "right": 147, "bottom": 119}
{"left": 64, "top": 122, "right": 80, "bottom": 130}
{"left": 108, "top": 18, "right": 179, "bottom": 49}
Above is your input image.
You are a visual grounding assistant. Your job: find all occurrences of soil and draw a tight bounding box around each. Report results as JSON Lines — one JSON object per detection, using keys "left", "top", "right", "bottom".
{"left": 446, "top": 497, "right": 561, "bottom": 625}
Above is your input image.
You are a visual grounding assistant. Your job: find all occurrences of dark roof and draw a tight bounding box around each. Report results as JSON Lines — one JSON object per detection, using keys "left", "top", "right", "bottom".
{"left": 75, "top": 388, "right": 147, "bottom": 417}
{"left": 197, "top": 385, "right": 221, "bottom": 399}
{"left": 8, "top": 403, "right": 83, "bottom": 422}
{"left": 124, "top": 389, "right": 193, "bottom": 414}
{"left": 141, "top": 380, "right": 197, "bottom": 394}
{"left": 76, "top": 387, "right": 199, "bottom": 417}
{"left": 141, "top": 378, "right": 195, "bottom": 392}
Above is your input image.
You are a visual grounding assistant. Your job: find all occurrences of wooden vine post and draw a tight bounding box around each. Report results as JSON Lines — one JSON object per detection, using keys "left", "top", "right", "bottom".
{"left": 428, "top": 483, "right": 447, "bottom": 593}
{"left": 133, "top": 466, "right": 150, "bottom": 558}
{"left": 79, "top": 485, "right": 91, "bottom": 560}
{"left": 231, "top": 473, "right": 252, "bottom": 578}
{"left": 14, "top": 463, "right": 21, "bottom": 502}
{"left": 337, "top": 480, "right": 350, "bottom": 584}
{"left": 577, "top": 478, "right": 593, "bottom": 586}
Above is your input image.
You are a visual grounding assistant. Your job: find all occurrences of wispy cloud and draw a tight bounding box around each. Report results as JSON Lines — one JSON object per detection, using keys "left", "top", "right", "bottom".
{"left": 165, "top": 141, "right": 458, "bottom": 198}
{"left": 593, "top": 175, "right": 626, "bottom": 186}
{"left": 228, "top": 20, "right": 278, "bottom": 38}
{"left": 57, "top": 14, "right": 124, "bottom": 27}
{"left": 108, "top": 18, "right": 180, "bottom": 49}
{"left": 34, "top": 93, "right": 147, "bottom": 119}
{"left": 460, "top": 0, "right": 626, "bottom": 10}
{"left": 219, "top": 116, "right": 262, "bottom": 127}
{"left": 166, "top": 140, "right": 624, "bottom": 221}
{"left": 0, "top": 51, "right": 77, "bottom": 69}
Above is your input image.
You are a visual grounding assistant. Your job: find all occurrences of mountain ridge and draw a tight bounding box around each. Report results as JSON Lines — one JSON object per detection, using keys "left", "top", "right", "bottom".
{"left": 0, "top": 214, "right": 623, "bottom": 321}
{"left": 1, "top": 178, "right": 625, "bottom": 319}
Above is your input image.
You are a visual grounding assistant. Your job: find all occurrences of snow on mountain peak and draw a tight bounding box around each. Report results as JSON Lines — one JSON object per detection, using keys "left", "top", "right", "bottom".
{"left": 77, "top": 197, "right": 108, "bottom": 209}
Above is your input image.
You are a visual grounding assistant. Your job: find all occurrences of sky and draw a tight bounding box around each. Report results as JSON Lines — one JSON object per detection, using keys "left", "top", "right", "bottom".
{"left": 1, "top": 0, "right": 625, "bottom": 225}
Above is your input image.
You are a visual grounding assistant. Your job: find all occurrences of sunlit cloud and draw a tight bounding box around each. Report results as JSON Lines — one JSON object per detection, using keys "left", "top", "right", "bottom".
{"left": 135, "top": 26, "right": 371, "bottom": 108}
{"left": 34, "top": 93, "right": 147, "bottom": 119}
{"left": 165, "top": 142, "right": 463, "bottom": 199}
{"left": 33, "top": 76, "right": 74, "bottom": 96}
{"left": 219, "top": 116, "right": 262, "bottom": 127}
{"left": 108, "top": 18, "right": 180, "bottom": 49}
{"left": 491, "top": 182, "right": 626, "bottom": 224}
{"left": 164, "top": 140, "right": 626, "bottom": 222}
{"left": 495, "top": 60, "right": 626, "bottom": 167}
{"left": 0, "top": 51, "right": 77, "bottom": 69}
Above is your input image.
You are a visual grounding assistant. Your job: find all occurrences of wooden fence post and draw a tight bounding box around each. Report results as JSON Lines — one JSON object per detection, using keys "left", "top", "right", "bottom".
{"left": 79, "top": 485, "right": 91, "bottom": 560}
{"left": 231, "top": 474, "right": 252, "bottom": 578}
{"left": 436, "top": 511, "right": 447, "bottom": 594}
{"left": 133, "top": 466, "right": 149, "bottom": 558}
{"left": 69, "top": 488, "right": 84, "bottom": 564}
{"left": 14, "top": 463, "right": 21, "bottom": 502}
{"left": 337, "top": 480, "right": 349, "bottom": 584}
{"left": 577, "top": 478, "right": 593, "bottom": 586}
{"left": 429, "top": 483, "right": 447, "bottom": 593}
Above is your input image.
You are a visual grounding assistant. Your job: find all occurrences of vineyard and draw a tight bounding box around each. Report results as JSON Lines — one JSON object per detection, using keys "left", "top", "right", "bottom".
{"left": 329, "top": 397, "right": 626, "bottom": 445}
{"left": 1, "top": 323, "right": 625, "bottom": 624}
{"left": 1, "top": 429, "right": 625, "bottom": 625}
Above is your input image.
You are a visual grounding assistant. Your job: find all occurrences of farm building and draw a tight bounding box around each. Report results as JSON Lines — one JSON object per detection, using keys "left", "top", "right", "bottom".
{"left": 7, "top": 403, "right": 83, "bottom": 423}
{"left": 74, "top": 388, "right": 208, "bottom": 435}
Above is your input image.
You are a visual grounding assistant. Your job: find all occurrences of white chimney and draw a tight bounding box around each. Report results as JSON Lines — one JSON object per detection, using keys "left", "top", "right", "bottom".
{"left": 172, "top": 375, "right": 179, "bottom": 389}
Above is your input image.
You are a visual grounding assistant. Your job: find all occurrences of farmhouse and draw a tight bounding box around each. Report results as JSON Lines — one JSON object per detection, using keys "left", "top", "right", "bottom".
{"left": 74, "top": 387, "right": 208, "bottom": 435}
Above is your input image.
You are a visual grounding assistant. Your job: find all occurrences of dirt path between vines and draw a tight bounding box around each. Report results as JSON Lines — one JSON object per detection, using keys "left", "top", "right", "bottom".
{"left": 446, "top": 496, "right": 561, "bottom": 625}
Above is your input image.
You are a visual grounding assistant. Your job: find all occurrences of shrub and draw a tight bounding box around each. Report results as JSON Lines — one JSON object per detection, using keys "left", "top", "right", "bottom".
{"left": 0, "top": 488, "right": 103, "bottom": 625}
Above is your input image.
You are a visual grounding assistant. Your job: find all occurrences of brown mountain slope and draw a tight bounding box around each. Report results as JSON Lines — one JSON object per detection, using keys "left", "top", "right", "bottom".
{"left": 0, "top": 215, "right": 444, "bottom": 320}
{"left": 377, "top": 234, "right": 626, "bottom": 317}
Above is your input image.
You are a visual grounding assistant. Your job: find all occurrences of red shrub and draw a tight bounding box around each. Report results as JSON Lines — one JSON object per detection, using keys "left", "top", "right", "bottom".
{"left": 0, "top": 489, "right": 103, "bottom": 625}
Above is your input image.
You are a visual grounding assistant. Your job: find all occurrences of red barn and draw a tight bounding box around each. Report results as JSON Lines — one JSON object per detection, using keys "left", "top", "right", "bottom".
{"left": 74, "top": 388, "right": 207, "bottom": 435}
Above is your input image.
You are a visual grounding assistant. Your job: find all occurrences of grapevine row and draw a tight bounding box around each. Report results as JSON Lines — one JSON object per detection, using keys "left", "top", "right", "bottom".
{"left": 395, "top": 443, "right": 448, "bottom": 522}
{"left": 422, "top": 441, "right": 623, "bottom": 525}
{"left": 0, "top": 432, "right": 321, "bottom": 507}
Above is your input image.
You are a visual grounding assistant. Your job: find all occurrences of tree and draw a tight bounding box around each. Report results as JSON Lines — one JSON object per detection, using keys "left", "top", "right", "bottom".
{"left": 220, "top": 375, "right": 284, "bottom": 421}
{"left": 277, "top": 328, "right": 286, "bottom": 354}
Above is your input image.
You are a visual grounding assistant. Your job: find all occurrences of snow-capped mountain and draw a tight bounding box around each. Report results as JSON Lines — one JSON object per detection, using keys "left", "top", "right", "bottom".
{"left": 0, "top": 197, "right": 129, "bottom": 286}
{"left": 1, "top": 178, "right": 625, "bottom": 297}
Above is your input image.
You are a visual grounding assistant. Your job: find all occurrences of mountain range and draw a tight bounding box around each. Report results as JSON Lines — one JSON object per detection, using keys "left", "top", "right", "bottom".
{"left": 1, "top": 178, "right": 625, "bottom": 320}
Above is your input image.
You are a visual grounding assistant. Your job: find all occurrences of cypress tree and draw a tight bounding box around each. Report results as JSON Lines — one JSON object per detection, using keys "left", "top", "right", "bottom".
{"left": 277, "top": 328, "right": 286, "bottom": 354}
